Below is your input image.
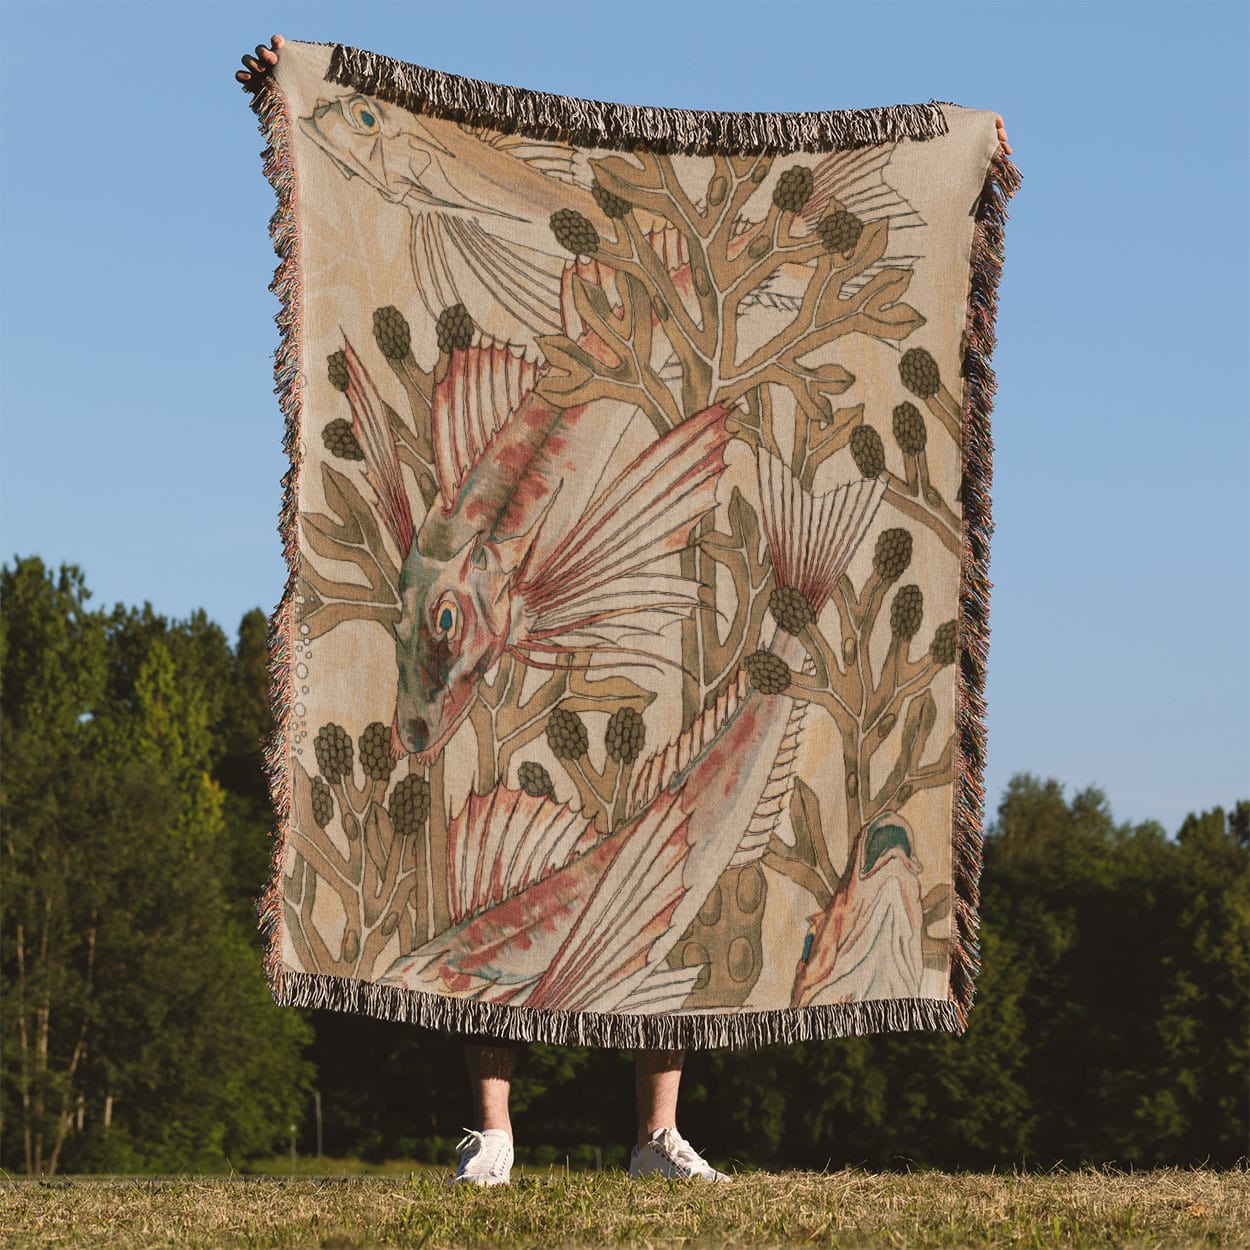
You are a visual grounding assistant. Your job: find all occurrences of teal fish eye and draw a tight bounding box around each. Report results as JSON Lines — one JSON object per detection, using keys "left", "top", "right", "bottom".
{"left": 360, "top": 110, "right": 376, "bottom": 128}
{"left": 438, "top": 607, "right": 454, "bottom": 631}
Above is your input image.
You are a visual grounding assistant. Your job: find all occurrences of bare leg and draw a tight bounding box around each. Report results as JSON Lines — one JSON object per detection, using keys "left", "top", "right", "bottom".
{"left": 464, "top": 1043, "right": 516, "bottom": 1138}
{"left": 635, "top": 1048, "right": 684, "bottom": 1147}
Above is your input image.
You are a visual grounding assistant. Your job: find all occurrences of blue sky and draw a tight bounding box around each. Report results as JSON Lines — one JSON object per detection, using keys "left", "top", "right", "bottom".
{"left": 2, "top": 0, "right": 1247, "bottom": 834}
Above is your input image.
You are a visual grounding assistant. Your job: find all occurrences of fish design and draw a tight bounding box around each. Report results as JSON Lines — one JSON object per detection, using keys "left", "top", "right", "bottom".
{"left": 300, "top": 92, "right": 925, "bottom": 340}
{"left": 790, "top": 810, "right": 926, "bottom": 1007}
{"left": 340, "top": 337, "right": 733, "bottom": 765}
{"left": 300, "top": 95, "right": 602, "bottom": 338}
{"left": 377, "top": 450, "right": 886, "bottom": 1010}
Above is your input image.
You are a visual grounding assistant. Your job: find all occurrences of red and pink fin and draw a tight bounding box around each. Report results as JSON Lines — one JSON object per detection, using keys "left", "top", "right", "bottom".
{"left": 756, "top": 448, "right": 886, "bottom": 615}
{"left": 523, "top": 789, "right": 693, "bottom": 1013}
{"left": 517, "top": 404, "right": 733, "bottom": 648}
{"left": 431, "top": 340, "right": 540, "bottom": 511}
{"left": 445, "top": 784, "right": 599, "bottom": 927}
{"left": 342, "top": 339, "right": 416, "bottom": 553}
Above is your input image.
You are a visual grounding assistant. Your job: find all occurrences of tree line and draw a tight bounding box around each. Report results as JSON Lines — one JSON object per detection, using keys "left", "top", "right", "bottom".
{"left": 2, "top": 556, "right": 1245, "bottom": 1174}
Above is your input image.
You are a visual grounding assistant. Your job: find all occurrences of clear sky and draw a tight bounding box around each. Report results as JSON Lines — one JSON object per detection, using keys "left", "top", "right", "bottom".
{"left": 2, "top": 0, "right": 1247, "bottom": 835}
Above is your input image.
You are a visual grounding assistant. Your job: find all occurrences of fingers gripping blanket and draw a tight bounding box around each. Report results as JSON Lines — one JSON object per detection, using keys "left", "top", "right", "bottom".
{"left": 248, "top": 40, "right": 1020, "bottom": 1048}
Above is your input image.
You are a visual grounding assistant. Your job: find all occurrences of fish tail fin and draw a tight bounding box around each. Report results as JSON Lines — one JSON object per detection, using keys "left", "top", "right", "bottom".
{"left": 756, "top": 449, "right": 886, "bottom": 615}
{"left": 342, "top": 338, "right": 415, "bottom": 552}
{"left": 523, "top": 790, "right": 692, "bottom": 1013}
{"left": 517, "top": 404, "right": 733, "bottom": 647}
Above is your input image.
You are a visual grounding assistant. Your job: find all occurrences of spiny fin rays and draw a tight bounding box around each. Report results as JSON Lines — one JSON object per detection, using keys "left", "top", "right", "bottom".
{"left": 446, "top": 785, "right": 599, "bottom": 927}
{"left": 341, "top": 339, "right": 416, "bottom": 553}
{"left": 518, "top": 404, "right": 733, "bottom": 642}
{"left": 431, "top": 341, "right": 540, "bottom": 509}
{"left": 756, "top": 449, "right": 886, "bottom": 615}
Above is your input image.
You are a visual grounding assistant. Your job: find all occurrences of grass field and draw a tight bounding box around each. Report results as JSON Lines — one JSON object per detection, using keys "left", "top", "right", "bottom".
{"left": 1, "top": 1167, "right": 1247, "bottom": 1249}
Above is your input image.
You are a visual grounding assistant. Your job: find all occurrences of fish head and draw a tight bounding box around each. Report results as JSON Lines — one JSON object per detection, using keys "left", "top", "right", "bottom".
{"left": 392, "top": 530, "right": 520, "bottom": 761}
{"left": 298, "top": 94, "right": 452, "bottom": 205}
{"left": 792, "top": 811, "right": 925, "bottom": 1007}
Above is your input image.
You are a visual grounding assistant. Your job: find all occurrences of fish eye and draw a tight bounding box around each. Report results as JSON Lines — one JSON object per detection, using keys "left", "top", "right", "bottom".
{"left": 347, "top": 96, "right": 382, "bottom": 134}
{"left": 432, "top": 592, "right": 461, "bottom": 642}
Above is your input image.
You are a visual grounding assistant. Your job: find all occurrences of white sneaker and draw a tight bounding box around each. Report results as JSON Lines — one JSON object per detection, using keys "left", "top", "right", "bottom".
{"left": 629, "top": 1126, "right": 729, "bottom": 1180}
{"left": 452, "top": 1127, "right": 513, "bottom": 1186}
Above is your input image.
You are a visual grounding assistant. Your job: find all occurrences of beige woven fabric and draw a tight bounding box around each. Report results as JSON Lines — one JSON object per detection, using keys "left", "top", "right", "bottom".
{"left": 251, "top": 40, "right": 1018, "bottom": 1047}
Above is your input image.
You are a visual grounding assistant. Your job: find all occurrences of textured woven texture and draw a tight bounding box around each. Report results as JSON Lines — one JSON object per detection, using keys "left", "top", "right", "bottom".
{"left": 249, "top": 40, "right": 1020, "bottom": 1047}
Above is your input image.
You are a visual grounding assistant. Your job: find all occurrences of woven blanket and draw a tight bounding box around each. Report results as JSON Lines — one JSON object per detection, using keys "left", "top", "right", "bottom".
{"left": 249, "top": 40, "right": 1019, "bottom": 1048}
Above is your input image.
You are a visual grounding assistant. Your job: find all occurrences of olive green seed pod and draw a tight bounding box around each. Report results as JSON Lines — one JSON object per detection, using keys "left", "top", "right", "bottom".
{"left": 436, "top": 303, "right": 475, "bottom": 353}
{"left": 899, "top": 347, "right": 941, "bottom": 399}
{"left": 850, "top": 425, "right": 886, "bottom": 478}
{"left": 546, "top": 706, "right": 589, "bottom": 760}
{"left": 373, "top": 305, "right": 412, "bottom": 361}
{"left": 744, "top": 650, "right": 792, "bottom": 694}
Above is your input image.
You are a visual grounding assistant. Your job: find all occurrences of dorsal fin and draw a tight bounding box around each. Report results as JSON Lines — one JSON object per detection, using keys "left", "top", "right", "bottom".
{"left": 757, "top": 448, "right": 886, "bottom": 615}
{"left": 798, "top": 145, "right": 925, "bottom": 231}
{"left": 446, "top": 784, "right": 599, "bottom": 927}
{"left": 728, "top": 655, "right": 814, "bottom": 868}
{"left": 628, "top": 668, "right": 751, "bottom": 815}
{"left": 341, "top": 338, "right": 415, "bottom": 553}
{"left": 431, "top": 339, "right": 539, "bottom": 510}
{"left": 461, "top": 125, "right": 580, "bottom": 184}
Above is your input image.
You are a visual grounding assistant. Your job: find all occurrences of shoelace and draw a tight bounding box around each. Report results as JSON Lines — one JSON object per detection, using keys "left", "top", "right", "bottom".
{"left": 456, "top": 1127, "right": 509, "bottom": 1177}
{"left": 657, "top": 1128, "right": 711, "bottom": 1175}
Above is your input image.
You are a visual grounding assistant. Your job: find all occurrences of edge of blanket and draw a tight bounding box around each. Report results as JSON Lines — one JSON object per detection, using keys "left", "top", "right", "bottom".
{"left": 324, "top": 41, "right": 951, "bottom": 153}
{"left": 248, "top": 60, "right": 1021, "bottom": 1047}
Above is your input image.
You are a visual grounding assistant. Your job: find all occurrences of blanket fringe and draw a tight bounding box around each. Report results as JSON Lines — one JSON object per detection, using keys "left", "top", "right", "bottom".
{"left": 276, "top": 967, "right": 961, "bottom": 1048}
{"left": 325, "top": 43, "right": 949, "bottom": 154}
{"left": 951, "top": 150, "right": 1022, "bottom": 1029}
{"left": 250, "top": 79, "right": 304, "bottom": 1003}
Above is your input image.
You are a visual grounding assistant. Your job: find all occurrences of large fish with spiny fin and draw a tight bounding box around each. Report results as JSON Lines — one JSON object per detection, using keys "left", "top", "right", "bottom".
{"left": 341, "top": 333, "right": 733, "bottom": 766}
{"left": 376, "top": 448, "right": 886, "bottom": 1010}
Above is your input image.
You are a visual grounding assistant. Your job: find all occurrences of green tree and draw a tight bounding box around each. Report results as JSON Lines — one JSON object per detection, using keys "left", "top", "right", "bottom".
{"left": 1, "top": 559, "right": 313, "bottom": 1173}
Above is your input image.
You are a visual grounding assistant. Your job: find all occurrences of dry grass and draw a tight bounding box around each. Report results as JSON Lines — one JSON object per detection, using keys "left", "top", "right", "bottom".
{"left": 0, "top": 1167, "right": 1246, "bottom": 1248}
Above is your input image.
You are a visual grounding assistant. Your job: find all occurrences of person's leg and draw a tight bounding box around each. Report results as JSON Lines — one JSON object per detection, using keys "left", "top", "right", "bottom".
{"left": 632, "top": 1048, "right": 728, "bottom": 1180}
{"left": 465, "top": 1041, "right": 517, "bottom": 1137}
{"left": 454, "top": 1040, "right": 518, "bottom": 1185}
{"left": 634, "top": 1047, "right": 684, "bottom": 1146}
